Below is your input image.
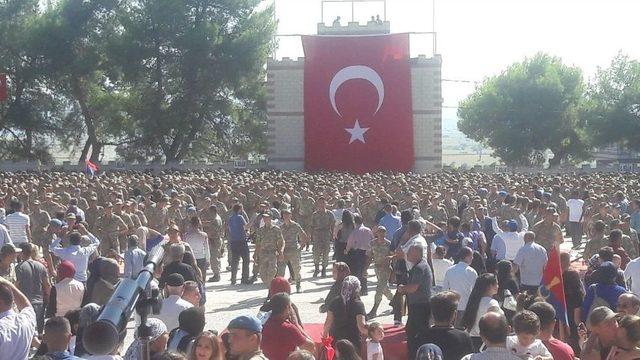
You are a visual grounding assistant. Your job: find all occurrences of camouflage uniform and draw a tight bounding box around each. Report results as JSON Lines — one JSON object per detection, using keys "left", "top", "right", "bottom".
{"left": 277, "top": 221, "right": 306, "bottom": 283}
{"left": 425, "top": 206, "right": 448, "bottom": 223}
{"left": 621, "top": 234, "right": 638, "bottom": 259}
{"left": 167, "top": 206, "right": 184, "bottom": 226}
{"left": 96, "top": 213, "right": 128, "bottom": 254}
{"left": 203, "top": 211, "right": 224, "bottom": 275}
{"left": 533, "top": 220, "right": 563, "bottom": 252}
{"left": 30, "top": 209, "right": 51, "bottom": 247}
{"left": 311, "top": 209, "right": 335, "bottom": 269}
{"left": 298, "top": 196, "right": 315, "bottom": 233}
{"left": 583, "top": 235, "right": 609, "bottom": 260}
{"left": 256, "top": 225, "right": 284, "bottom": 284}
{"left": 147, "top": 204, "right": 169, "bottom": 233}
{"left": 85, "top": 205, "right": 103, "bottom": 232}
{"left": 367, "top": 239, "right": 394, "bottom": 304}
{"left": 116, "top": 210, "right": 135, "bottom": 250}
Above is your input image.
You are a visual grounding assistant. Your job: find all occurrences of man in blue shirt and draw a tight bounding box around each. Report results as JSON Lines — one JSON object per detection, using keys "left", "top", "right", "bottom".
{"left": 379, "top": 204, "right": 402, "bottom": 239}
{"left": 228, "top": 204, "right": 250, "bottom": 284}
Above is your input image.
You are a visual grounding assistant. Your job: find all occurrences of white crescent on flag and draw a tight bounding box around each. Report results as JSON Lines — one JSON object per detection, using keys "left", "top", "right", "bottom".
{"left": 329, "top": 65, "right": 384, "bottom": 118}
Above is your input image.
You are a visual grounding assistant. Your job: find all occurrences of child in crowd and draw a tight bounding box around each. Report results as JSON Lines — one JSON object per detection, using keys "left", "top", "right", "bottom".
{"left": 366, "top": 322, "right": 385, "bottom": 360}
{"left": 506, "top": 310, "right": 552, "bottom": 360}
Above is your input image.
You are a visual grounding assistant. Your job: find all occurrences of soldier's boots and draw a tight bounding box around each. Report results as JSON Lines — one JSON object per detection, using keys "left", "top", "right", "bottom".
{"left": 248, "top": 274, "right": 258, "bottom": 284}
{"left": 321, "top": 266, "right": 327, "bottom": 278}
{"left": 296, "top": 282, "right": 301, "bottom": 293}
{"left": 313, "top": 265, "right": 320, "bottom": 278}
{"left": 366, "top": 300, "right": 380, "bottom": 320}
{"left": 208, "top": 273, "right": 220, "bottom": 283}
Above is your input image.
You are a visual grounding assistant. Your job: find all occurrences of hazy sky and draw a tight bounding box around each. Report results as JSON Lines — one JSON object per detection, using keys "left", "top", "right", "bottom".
{"left": 273, "top": 0, "right": 640, "bottom": 109}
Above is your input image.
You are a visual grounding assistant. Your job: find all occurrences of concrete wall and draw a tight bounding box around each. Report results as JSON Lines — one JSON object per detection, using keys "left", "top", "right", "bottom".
{"left": 266, "top": 53, "right": 443, "bottom": 173}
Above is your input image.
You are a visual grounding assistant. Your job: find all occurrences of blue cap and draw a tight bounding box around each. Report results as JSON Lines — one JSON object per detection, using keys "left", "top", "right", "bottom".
{"left": 228, "top": 315, "right": 262, "bottom": 333}
{"left": 507, "top": 220, "right": 518, "bottom": 232}
{"left": 498, "top": 191, "right": 508, "bottom": 197}
{"left": 478, "top": 188, "right": 488, "bottom": 196}
{"left": 49, "top": 219, "right": 63, "bottom": 228}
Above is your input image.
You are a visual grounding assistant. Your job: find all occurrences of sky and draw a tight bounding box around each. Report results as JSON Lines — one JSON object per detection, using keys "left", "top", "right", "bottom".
{"left": 273, "top": 0, "right": 640, "bottom": 111}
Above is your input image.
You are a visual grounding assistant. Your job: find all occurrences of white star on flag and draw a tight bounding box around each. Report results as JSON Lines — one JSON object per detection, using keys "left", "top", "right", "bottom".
{"left": 345, "top": 119, "right": 370, "bottom": 144}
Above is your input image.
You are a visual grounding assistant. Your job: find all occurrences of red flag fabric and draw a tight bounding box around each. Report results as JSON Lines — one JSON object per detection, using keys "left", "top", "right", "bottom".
{"left": 540, "top": 246, "right": 569, "bottom": 324}
{"left": 0, "top": 74, "right": 7, "bottom": 102}
{"left": 302, "top": 34, "right": 414, "bottom": 173}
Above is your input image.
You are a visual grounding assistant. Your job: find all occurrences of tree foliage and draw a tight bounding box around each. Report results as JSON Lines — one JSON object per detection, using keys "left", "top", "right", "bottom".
{"left": 0, "top": 0, "right": 274, "bottom": 164}
{"left": 583, "top": 53, "right": 640, "bottom": 151}
{"left": 458, "top": 53, "right": 590, "bottom": 166}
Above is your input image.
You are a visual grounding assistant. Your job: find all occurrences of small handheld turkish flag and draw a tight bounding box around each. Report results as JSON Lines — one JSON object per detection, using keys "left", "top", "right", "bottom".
{"left": 0, "top": 74, "right": 7, "bottom": 102}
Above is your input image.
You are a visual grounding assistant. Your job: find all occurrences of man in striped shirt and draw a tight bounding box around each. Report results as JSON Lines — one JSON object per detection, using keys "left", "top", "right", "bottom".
{"left": 5, "top": 200, "right": 30, "bottom": 244}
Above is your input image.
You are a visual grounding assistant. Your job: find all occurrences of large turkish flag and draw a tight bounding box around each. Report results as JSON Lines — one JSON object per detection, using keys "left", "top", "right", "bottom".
{"left": 302, "top": 34, "right": 414, "bottom": 173}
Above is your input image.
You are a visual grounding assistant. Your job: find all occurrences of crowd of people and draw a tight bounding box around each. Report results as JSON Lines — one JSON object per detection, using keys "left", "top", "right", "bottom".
{"left": 0, "top": 169, "right": 639, "bottom": 360}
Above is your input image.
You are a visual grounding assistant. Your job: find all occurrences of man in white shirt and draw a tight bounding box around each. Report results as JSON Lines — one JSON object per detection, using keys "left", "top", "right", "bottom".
{"left": 566, "top": 191, "right": 585, "bottom": 248}
{"left": 155, "top": 273, "right": 193, "bottom": 330}
{"left": 49, "top": 224, "right": 100, "bottom": 282}
{"left": 624, "top": 257, "right": 640, "bottom": 297}
{"left": 0, "top": 221, "right": 11, "bottom": 248}
{"left": 0, "top": 276, "right": 36, "bottom": 359}
{"left": 5, "top": 200, "right": 31, "bottom": 244}
{"left": 491, "top": 216, "right": 529, "bottom": 261}
{"left": 398, "top": 220, "right": 429, "bottom": 268}
{"left": 443, "top": 246, "right": 478, "bottom": 327}
{"left": 432, "top": 245, "right": 453, "bottom": 291}
{"left": 513, "top": 232, "right": 548, "bottom": 293}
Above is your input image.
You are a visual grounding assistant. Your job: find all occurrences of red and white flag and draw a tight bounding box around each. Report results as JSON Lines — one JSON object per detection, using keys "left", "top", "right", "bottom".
{"left": 302, "top": 34, "right": 414, "bottom": 173}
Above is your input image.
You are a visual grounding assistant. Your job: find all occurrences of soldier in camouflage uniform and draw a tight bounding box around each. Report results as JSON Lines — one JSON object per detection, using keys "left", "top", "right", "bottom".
{"left": 29, "top": 200, "right": 50, "bottom": 247}
{"left": 96, "top": 202, "right": 129, "bottom": 254}
{"left": 277, "top": 208, "right": 308, "bottom": 292}
{"left": 84, "top": 196, "right": 103, "bottom": 233}
{"left": 366, "top": 226, "right": 394, "bottom": 318}
{"left": 297, "top": 192, "right": 315, "bottom": 250}
{"left": 202, "top": 204, "right": 224, "bottom": 282}
{"left": 114, "top": 200, "right": 135, "bottom": 251}
{"left": 533, "top": 209, "right": 564, "bottom": 252}
{"left": 425, "top": 200, "right": 448, "bottom": 223}
{"left": 255, "top": 213, "right": 284, "bottom": 285}
{"left": 311, "top": 197, "right": 335, "bottom": 278}
{"left": 147, "top": 197, "right": 169, "bottom": 234}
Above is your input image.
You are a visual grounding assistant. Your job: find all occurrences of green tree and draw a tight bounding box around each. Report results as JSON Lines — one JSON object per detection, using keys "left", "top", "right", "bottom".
{"left": 584, "top": 53, "right": 640, "bottom": 152}
{"left": 458, "top": 53, "right": 590, "bottom": 166}
{"left": 0, "top": 0, "right": 66, "bottom": 163}
{"left": 109, "top": 0, "right": 275, "bottom": 163}
{"left": 29, "top": 0, "right": 123, "bottom": 163}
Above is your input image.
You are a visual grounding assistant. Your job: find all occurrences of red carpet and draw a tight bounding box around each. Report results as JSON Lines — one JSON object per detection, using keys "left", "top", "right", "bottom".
{"left": 304, "top": 323, "right": 408, "bottom": 360}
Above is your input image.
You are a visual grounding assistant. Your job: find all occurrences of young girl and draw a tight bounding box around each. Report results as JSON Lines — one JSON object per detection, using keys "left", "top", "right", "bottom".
{"left": 188, "top": 331, "right": 224, "bottom": 360}
{"left": 366, "top": 322, "right": 385, "bottom": 360}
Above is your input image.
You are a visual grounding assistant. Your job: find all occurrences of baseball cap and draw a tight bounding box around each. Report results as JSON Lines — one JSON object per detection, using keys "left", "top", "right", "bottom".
{"left": 166, "top": 273, "right": 185, "bottom": 287}
{"left": 49, "top": 219, "right": 64, "bottom": 228}
{"left": 228, "top": 315, "right": 262, "bottom": 333}
{"left": 66, "top": 213, "right": 77, "bottom": 220}
{"left": 0, "top": 244, "right": 22, "bottom": 256}
{"left": 588, "top": 306, "right": 616, "bottom": 327}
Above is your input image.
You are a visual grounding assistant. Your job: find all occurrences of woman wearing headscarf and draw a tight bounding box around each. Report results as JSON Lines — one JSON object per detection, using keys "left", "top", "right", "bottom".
{"left": 320, "top": 262, "right": 351, "bottom": 313}
{"left": 124, "top": 318, "right": 169, "bottom": 359}
{"left": 74, "top": 303, "right": 101, "bottom": 357}
{"left": 260, "top": 276, "right": 303, "bottom": 326}
{"left": 46, "top": 260, "right": 85, "bottom": 318}
{"left": 322, "top": 276, "right": 368, "bottom": 355}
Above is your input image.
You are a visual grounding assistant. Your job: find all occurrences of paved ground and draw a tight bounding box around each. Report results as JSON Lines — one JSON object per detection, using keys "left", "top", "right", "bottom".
{"left": 121, "top": 236, "right": 583, "bottom": 349}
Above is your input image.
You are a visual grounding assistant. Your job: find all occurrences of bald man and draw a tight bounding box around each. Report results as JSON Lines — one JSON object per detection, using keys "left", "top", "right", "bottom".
{"left": 461, "top": 312, "right": 520, "bottom": 360}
